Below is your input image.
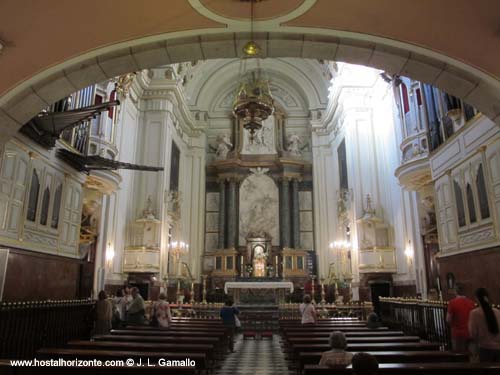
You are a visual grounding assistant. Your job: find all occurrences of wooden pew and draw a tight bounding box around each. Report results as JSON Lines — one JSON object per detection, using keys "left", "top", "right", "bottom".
{"left": 110, "top": 329, "right": 225, "bottom": 338}
{"left": 282, "top": 327, "right": 389, "bottom": 332}
{"left": 94, "top": 334, "right": 225, "bottom": 358}
{"left": 290, "top": 342, "right": 441, "bottom": 357}
{"left": 94, "top": 335, "right": 219, "bottom": 346}
{"left": 0, "top": 361, "right": 196, "bottom": 375}
{"left": 36, "top": 348, "right": 207, "bottom": 371}
{"left": 283, "top": 331, "right": 405, "bottom": 338}
{"left": 298, "top": 350, "right": 467, "bottom": 368}
{"left": 67, "top": 340, "right": 213, "bottom": 356}
{"left": 67, "top": 341, "right": 216, "bottom": 370}
{"left": 287, "top": 336, "right": 421, "bottom": 345}
{"left": 303, "top": 363, "right": 500, "bottom": 375}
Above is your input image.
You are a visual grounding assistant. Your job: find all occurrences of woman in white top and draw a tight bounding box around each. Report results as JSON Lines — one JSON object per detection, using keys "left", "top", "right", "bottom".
{"left": 300, "top": 294, "right": 317, "bottom": 324}
{"left": 154, "top": 293, "right": 172, "bottom": 328}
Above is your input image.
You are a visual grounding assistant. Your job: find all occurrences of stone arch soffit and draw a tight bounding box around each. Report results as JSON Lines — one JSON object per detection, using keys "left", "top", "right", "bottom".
{"left": 1, "top": 30, "right": 500, "bottom": 137}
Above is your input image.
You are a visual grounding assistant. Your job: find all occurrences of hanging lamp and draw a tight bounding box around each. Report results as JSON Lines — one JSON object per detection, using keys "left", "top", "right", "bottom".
{"left": 232, "top": 0, "right": 274, "bottom": 142}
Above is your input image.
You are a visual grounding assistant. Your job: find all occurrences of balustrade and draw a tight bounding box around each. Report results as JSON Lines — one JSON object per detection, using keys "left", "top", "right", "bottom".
{"left": 0, "top": 299, "right": 94, "bottom": 359}
{"left": 380, "top": 297, "right": 450, "bottom": 348}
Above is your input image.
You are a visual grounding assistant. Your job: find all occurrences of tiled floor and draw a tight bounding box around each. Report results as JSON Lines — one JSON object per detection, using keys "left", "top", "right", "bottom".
{"left": 216, "top": 334, "right": 290, "bottom": 375}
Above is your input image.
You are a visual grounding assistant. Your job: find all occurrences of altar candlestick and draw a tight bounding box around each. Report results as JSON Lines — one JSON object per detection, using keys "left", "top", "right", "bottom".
{"left": 202, "top": 275, "right": 207, "bottom": 304}
{"left": 190, "top": 281, "right": 195, "bottom": 304}
{"left": 320, "top": 278, "right": 326, "bottom": 304}
{"left": 311, "top": 275, "right": 316, "bottom": 304}
{"left": 275, "top": 256, "right": 279, "bottom": 277}
{"left": 240, "top": 255, "right": 244, "bottom": 277}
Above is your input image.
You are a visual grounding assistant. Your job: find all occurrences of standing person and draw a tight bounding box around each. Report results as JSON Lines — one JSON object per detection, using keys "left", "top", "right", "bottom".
{"left": 94, "top": 290, "right": 113, "bottom": 335}
{"left": 446, "top": 283, "right": 475, "bottom": 353}
{"left": 127, "top": 287, "right": 146, "bottom": 325}
{"left": 111, "top": 289, "right": 125, "bottom": 329}
{"left": 319, "top": 331, "right": 353, "bottom": 368}
{"left": 123, "top": 285, "right": 133, "bottom": 321}
{"left": 220, "top": 297, "right": 239, "bottom": 353}
{"left": 154, "top": 293, "right": 172, "bottom": 328}
{"left": 469, "top": 288, "right": 500, "bottom": 362}
{"left": 300, "top": 294, "right": 317, "bottom": 324}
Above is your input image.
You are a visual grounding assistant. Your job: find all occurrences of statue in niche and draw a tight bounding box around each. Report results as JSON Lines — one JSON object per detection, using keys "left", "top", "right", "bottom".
{"left": 287, "top": 133, "right": 303, "bottom": 155}
{"left": 141, "top": 195, "right": 157, "bottom": 220}
{"left": 215, "top": 134, "right": 233, "bottom": 160}
{"left": 421, "top": 195, "right": 436, "bottom": 231}
{"left": 167, "top": 190, "right": 182, "bottom": 220}
{"left": 337, "top": 189, "right": 351, "bottom": 224}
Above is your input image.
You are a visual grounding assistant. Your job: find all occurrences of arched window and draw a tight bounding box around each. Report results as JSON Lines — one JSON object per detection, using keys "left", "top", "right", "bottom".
{"left": 51, "top": 184, "right": 63, "bottom": 229}
{"left": 454, "top": 180, "right": 466, "bottom": 227}
{"left": 26, "top": 170, "right": 40, "bottom": 222}
{"left": 40, "top": 187, "right": 50, "bottom": 226}
{"left": 476, "top": 164, "right": 490, "bottom": 220}
{"left": 400, "top": 83, "right": 410, "bottom": 114}
{"left": 466, "top": 183, "right": 477, "bottom": 224}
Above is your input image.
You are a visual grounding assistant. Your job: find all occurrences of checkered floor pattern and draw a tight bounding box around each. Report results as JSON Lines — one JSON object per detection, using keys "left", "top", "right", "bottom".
{"left": 216, "top": 334, "right": 290, "bottom": 375}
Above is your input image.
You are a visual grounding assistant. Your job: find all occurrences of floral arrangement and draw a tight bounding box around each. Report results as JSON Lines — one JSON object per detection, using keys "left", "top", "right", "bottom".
{"left": 245, "top": 264, "right": 253, "bottom": 275}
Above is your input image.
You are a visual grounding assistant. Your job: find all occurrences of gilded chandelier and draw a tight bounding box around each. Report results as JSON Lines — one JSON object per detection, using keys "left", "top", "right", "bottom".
{"left": 232, "top": 72, "right": 274, "bottom": 138}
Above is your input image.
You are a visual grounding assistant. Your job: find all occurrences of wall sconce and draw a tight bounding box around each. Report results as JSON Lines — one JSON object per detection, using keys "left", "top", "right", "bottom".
{"left": 106, "top": 242, "right": 115, "bottom": 267}
{"left": 330, "top": 240, "right": 351, "bottom": 249}
{"left": 404, "top": 240, "right": 414, "bottom": 259}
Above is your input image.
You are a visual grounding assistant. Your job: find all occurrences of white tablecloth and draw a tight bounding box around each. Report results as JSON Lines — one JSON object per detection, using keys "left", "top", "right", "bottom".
{"left": 224, "top": 281, "right": 294, "bottom": 294}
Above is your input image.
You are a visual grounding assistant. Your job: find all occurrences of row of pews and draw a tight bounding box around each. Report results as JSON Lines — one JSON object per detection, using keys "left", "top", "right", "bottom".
{"left": 1, "top": 317, "right": 229, "bottom": 374}
{"left": 280, "top": 317, "right": 500, "bottom": 374}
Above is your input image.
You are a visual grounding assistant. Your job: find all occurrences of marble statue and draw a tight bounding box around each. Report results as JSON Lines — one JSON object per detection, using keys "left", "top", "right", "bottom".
{"left": 141, "top": 195, "right": 157, "bottom": 220}
{"left": 167, "top": 190, "right": 182, "bottom": 219}
{"left": 215, "top": 134, "right": 233, "bottom": 160}
{"left": 287, "top": 133, "right": 303, "bottom": 155}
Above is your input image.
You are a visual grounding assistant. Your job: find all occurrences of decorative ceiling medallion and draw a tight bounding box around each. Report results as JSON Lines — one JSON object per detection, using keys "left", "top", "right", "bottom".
{"left": 198, "top": 0, "right": 306, "bottom": 21}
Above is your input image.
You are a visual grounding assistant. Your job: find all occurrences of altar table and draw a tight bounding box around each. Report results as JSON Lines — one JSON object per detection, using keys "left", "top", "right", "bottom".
{"left": 224, "top": 281, "right": 294, "bottom": 304}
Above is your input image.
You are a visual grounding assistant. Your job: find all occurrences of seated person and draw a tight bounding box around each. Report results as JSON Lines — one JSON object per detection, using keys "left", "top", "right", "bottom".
{"left": 352, "top": 352, "right": 379, "bottom": 375}
{"left": 366, "top": 312, "right": 382, "bottom": 329}
{"left": 319, "top": 331, "right": 353, "bottom": 368}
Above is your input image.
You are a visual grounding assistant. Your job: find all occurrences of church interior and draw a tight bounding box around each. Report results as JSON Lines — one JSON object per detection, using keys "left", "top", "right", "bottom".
{"left": 1, "top": 1, "right": 500, "bottom": 373}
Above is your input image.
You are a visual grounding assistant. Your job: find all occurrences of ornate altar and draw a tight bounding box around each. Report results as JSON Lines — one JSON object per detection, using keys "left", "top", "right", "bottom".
{"left": 212, "top": 248, "right": 238, "bottom": 277}
{"left": 282, "top": 248, "right": 309, "bottom": 278}
{"left": 243, "top": 233, "right": 273, "bottom": 278}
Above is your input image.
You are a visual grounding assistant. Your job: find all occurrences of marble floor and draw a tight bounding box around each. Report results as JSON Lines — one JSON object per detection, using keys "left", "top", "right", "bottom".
{"left": 216, "top": 334, "right": 290, "bottom": 375}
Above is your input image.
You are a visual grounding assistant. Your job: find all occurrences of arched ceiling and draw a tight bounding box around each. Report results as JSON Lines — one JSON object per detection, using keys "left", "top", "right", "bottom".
{"left": 184, "top": 58, "right": 329, "bottom": 113}
{"left": 1, "top": 0, "right": 499, "bottom": 99}
{"left": 0, "top": 0, "right": 499, "bottom": 137}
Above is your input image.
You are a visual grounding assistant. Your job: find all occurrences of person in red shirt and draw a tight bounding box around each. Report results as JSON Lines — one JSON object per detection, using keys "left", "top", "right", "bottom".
{"left": 446, "top": 283, "right": 475, "bottom": 353}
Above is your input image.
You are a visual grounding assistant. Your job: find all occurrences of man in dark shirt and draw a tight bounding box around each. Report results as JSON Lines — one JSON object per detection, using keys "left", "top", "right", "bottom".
{"left": 220, "top": 297, "right": 239, "bottom": 352}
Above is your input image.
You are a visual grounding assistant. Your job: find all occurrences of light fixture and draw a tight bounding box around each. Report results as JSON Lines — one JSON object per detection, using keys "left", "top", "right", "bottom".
{"left": 242, "top": 0, "right": 260, "bottom": 58}
{"left": 243, "top": 40, "right": 260, "bottom": 57}
{"left": 405, "top": 241, "right": 414, "bottom": 258}
{"left": 106, "top": 242, "right": 115, "bottom": 266}
{"left": 232, "top": 0, "right": 274, "bottom": 142}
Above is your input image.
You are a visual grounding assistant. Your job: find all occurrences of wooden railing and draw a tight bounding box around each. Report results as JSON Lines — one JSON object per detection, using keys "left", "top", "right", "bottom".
{"left": 0, "top": 299, "right": 94, "bottom": 359}
{"left": 380, "top": 297, "right": 450, "bottom": 348}
{"left": 278, "top": 301, "right": 372, "bottom": 320}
